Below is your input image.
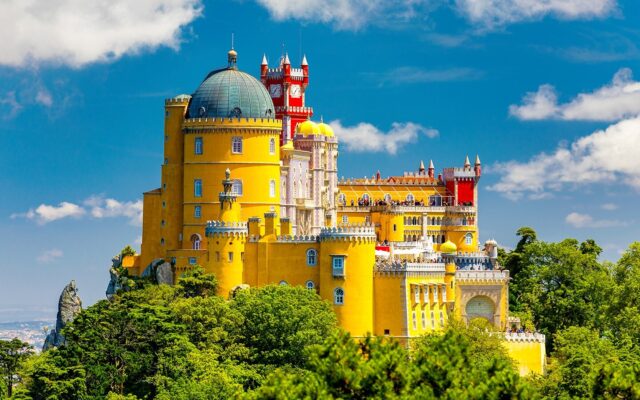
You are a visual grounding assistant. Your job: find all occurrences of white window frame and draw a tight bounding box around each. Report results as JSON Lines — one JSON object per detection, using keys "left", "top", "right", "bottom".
{"left": 406, "top": 193, "right": 415, "bottom": 202}
{"left": 431, "top": 311, "right": 435, "bottom": 329}
{"left": 332, "top": 256, "right": 345, "bottom": 277}
{"left": 440, "top": 311, "right": 445, "bottom": 327}
{"left": 342, "top": 215, "right": 348, "bottom": 224}
{"left": 306, "top": 280, "right": 315, "bottom": 290}
{"left": 414, "top": 286, "right": 420, "bottom": 303}
{"left": 269, "top": 179, "right": 276, "bottom": 198}
{"left": 232, "top": 179, "right": 243, "bottom": 196}
{"left": 334, "top": 288, "right": 344, "bottom": 305}
{"left": 279, "top": 280, "right": 288, "bottom": 286}
{"left": 194, "top": 205, "right": 201, "bottom": 218}
{"left": 194, "top": 137, "right": 203, "bottom": 155}
{"left": 412, "top": 311, "right": 417, "bottom": 330}
{"left": 433, "top": 285, "right": 439, "bottom": 303}
{"left": 338, "top": 193, "right": 346, "bottom": 205}
{"left": 442, "top": 284, "right": 447, "bottom": 302}
{"left": 384, "top": 193, "right": 392, "bottom": 203}
{"left": 421, "top": 311, "right": 427, "bottom": 329}
{"left": 232, "top": 136, "right": 243, "bottom": 154}
{"left": 362, "top": 193, "right": 370, "bottom": 203}
{"left": 269, "top": 138, "right": 276, "bottom": 154}
{"left": 423, "top": 286, "right": 429, "bottom": 303}
{"left": 306, "top": 249, "right": 317, "bottom": 266}
{"left": 465, "top": 233, "right": 473, "bottom": 245}
{"left": 194, "top": 179, "right": 202, "bottom": 198}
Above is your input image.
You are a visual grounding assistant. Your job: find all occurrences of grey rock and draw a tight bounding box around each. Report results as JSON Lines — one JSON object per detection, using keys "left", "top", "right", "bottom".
{"left": 155, "top": 262, "right": 174, "bottom": 285}
{"left": 43, "top": 280, "right": 82, "bottom": 351}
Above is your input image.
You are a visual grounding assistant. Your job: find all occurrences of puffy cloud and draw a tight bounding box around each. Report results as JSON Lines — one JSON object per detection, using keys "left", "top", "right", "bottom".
{"left": 455, "top": 0, "right": 616, "bottom": 28}
{"left": 488, "top": 117, "right": 640, "bottom": 199}
{"left": 11, "top": 195, "right": 141, "bottom": 225}
{"left": 510, "top": 68, "right": 640, "bottom": 121}
{"left": 37, "top": 249, "right": 64, "bottom": 264}
{"left": 0, "top": 0, "right": 203, "bottom": 68}
{"left": 11, "top": 202, "right": 85, "bottom": 224}
{"left": 85, "top": 196, "right": 143, "bottom": 226}
{"left": 330, "top": 120, "right": 439, "bottom": 155}
{"left": 565, "top": 212, "right": 626, "bottom": 228}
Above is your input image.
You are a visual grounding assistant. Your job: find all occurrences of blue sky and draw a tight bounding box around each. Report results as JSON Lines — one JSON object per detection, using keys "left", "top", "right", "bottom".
{"left": 1, "top": 0, "right": 639, "bottom": 321}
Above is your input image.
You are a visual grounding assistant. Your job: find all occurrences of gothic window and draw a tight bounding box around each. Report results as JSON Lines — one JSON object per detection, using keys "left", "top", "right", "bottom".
{"left": 306, "top": 249, "right": 317, "bottom": 266}
{"left": 194, "top": 137, "right": 203, "bottom": 155}
{"left": 465, "top": 233, "right": 473, "bottom": 245}
{"left": 194, "top": 179, "right": 202, "bottom": 197}
{"left": 269, "top": 138, "right": 276, "bottom": 154}
{"left": 194, "top": 205, "right": 201, "bottom": 218}
{"left": 440, "top": 311, "right": 445, "bottom": 327}
{"left": 269, "top": 180, "right": 276, "bottom": 197}
{"left": 191, "top": 234, "right": 201, "bottom": 250}
{"left": 421, "top": 311, "right": 427, "bottom": 329}
{"left": 406, "top": 193, "right": 415, "bottom": 202}
{"left": 412, "top": 311, "right": 417, "bottom": 330}
{"left": 334, "top": 288, "right": 344, "bottom": 305}
{"left": 279, "top": 280, "right": 287, "bottom": 286}
{"left": 306, "top": 280, "right": 315, "bottom": 290}
{"left": 338, "top": 193, "right": 346, "bottom": 205}
{"left": 384, "top": 193, "right": 392, "bottom": 203}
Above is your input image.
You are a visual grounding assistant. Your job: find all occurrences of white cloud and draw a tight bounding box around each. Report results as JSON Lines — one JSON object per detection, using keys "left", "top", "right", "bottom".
{"left": 510, "top": 68, "right": 640, "bottom": 121}
{"left": 11, "top": 195, "right": 141, "bottom": 225}
{"left": 455, "top": 0, "right": 616, "bottom": 29}
{"left": 330, "top": 120, "right": 438, "bottom": 155}
{"left": 0, "top": 0, "right": 203, "bottom": 68}
{"left": 85, "top": 196, "right": 143, "bottom": 226}
{"left": 601, "top": 203, "right": 618, "bottom": 210}
{"left": 35, "top": 89, "right": 53, "bottom": 107}
{"left": 253, "top": 0, "right": 430, "bottom": 30}
{"left": 37, "top": 249, "right": 64, "bottom": 264}
{"left": 488, "top": 117, "right": 640, "bottom": 199}
{"left": 0, "top": 91, "right": 22, "bottom": 120}
{"left": 565, "top": 212, "right": 626, "bottom": 228}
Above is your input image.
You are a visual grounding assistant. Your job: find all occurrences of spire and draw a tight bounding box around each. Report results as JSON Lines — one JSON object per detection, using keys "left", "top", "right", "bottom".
{"left": 475, "top": 154, "right": 481, "bottom": 165}
{"left": 464, "top": 155, "right": 471, "bottom": 168}
{"left": 419, "top": 160, "right": 425, "bottom": 172}
{"left": 428, "top": 159, "right": 435, "bottom": 178}
{"left": 261, "top": 53, "right": 268, "bottom": 65}
{"left": 227, "top": 47, "right": 237, "bottom": 69}
{"left": 301, "top": 54, "right": 308, "bottom": 66}
{"left": 283, "top": 53, "right": 290, "bottom": 65}
{"left": 429, "top": 159, "right": 434, "bottom": 169}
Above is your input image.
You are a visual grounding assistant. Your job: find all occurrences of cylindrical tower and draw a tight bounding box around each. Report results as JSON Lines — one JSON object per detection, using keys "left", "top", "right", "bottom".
{"left": 441, "top": 240, "right": 458, "bottom": 316}
{"left": 381, "top": 211, "right": 404, "bottom": 242}
{"left": 204, "top": 169, "right": 248, "bottom": 298}
{"left": 319, "top": 225, "right": 376, "bottom": 336}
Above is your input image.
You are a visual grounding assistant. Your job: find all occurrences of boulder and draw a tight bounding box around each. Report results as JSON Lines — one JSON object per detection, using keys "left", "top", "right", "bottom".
{"left": 155, "top": 262, "right": 174, "bottom": 285}
{"left": 43, "top": 280, "right": 82, "bottom": 351}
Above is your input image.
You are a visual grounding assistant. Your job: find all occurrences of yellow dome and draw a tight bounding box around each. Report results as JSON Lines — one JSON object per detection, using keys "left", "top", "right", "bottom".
{"left": 318, "top": 122, "right": 334, "bottom": 137}
{"left": 296, "top": 120, "right": 320, "bottom": 136}
{"left": 440, "top": 240, "right": 457, "bottom": 254}
{"left": 281, "top": 140, "right": 294, "bottom": 151}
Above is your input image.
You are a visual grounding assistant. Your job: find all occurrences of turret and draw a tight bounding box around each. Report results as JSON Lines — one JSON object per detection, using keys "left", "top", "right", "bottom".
{"left": 441, "top": 240, "right": 457, "bottom": 314}
{"left": 464, "top": 155, "right": 471, "bottom": 171}
{"left": 301, "top": 54, "right": 309, "bottom": 87}
{"left": 260, "top": 54, "right": 268, "bottom": 82}
{"left": 428, "top": 160, "right": 435, "bottom": 178}
{"left": 474, "top": 154, "right": 482, "bottom": 177}
{"left": 419, "top": 160, "right": 426, "bottom": 175}
{"left": 283, "top": 52, "right": 291, "bottom": 76}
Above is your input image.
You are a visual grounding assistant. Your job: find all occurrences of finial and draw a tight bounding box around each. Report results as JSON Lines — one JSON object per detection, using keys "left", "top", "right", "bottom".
{"left": 419, "top": 160, "right": 425, "bottom": 172}
{"left": 302, "top": 54, "right": 308, "bottom": 66}
{"left": 429, "top": 159, "right": 434, "bottom": 169}
{"left": 284, "top": 52, "right": 290, "bottom": 65}
{"left": 261, "top": 53, "right": 268, "bottom": 65}
{"left": 475, "top": 154, "right": 481, "bottom": 165}
{"left": 464, "top": 155, "right": 470, "bottom": 167}
{"left": 225, "top": 168, "right": 231, "bottom": 179}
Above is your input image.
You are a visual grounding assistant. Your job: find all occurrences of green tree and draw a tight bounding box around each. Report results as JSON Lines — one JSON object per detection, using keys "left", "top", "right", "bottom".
{"left": 18, "top": 349, "right": 87, "bottom": 400}
{"left": 176, "top": 266, "right": 219, "bottom": 298}
{"left": 0, "top": 338, "right": 33, "bottom": 398}
{"left": 230, "top": 285, "right": 338, "bottom": 367}
{"left": 607, "top": 242, "right": 640, "bottom": 346}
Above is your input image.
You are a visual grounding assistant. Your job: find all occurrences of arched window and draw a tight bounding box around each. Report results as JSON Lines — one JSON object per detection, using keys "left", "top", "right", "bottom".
{"left": 191, "top": 234, "right": 201, "bottom": 250}
{"left": 441, "top": 235, "right": 446, "bottom": 244}
{"left": 338, "top": 193, "right": 346, "bottom": 205}
{"left": 279, "top": 280, "right": 288, "bottom": 286}
{"left": 465, "top": 233, "right": 473, "bottom": 245}
{"left": 334, "top": 288, "right": 344, "bottom": 305}
{"left": 306, "top": 280, "right": 315, "bottom": 290}
{"left": 269, "top": 180, "right": 276, "bottom": 198}
{"left": 362, "top": 193, "right": 370, "bottom": 204}
{"left": 269, "top": 138, "right": 276, "bottom": 154}
{"left": 406, "top": 193, "right": 415, "bottom": 202}
{"left": 412, "top": 217, "right": 418, "bottom": 225}
{"left": 430, "top": 194, "right": 442, "bottom": 206}
{"left": 194, "top": 179, "right": 202, "bottom": 197}
{"left": 384, "top": 193, "right": 392, "bottom": 203}
{"left": 306, "top": 249, "right": 317, "bottom": 266}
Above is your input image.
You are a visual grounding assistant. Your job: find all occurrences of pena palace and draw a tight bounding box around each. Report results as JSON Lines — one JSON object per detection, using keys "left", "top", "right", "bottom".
{"left": 120, "top": 48, "right": 546, "bottom": 375}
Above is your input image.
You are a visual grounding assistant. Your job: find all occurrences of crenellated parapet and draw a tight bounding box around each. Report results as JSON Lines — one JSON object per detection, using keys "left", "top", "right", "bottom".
{"left": 205, "top": 220, "right": 248, "bottom": 237}
{"left": 455, "top": 269, "right": 509, "bottom": 283}
{"left": 182, "top": 117, "right": 282, "bottom": 134}
{"left": 503, "top": 332, "right": 546, "bottom": 343}
{"left": 319, "top": 224, "right": 376, "bottom": 242}
{"left": 164, "top": 94, "right": 191, "bottom": 105}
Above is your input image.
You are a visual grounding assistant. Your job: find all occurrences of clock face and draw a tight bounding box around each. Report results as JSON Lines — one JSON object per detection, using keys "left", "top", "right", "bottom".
{"left": 269, "top": 84, "right": 282, "bottom": 98}
{"left": 290, "top": 84, "right": 302, "bottom": 98}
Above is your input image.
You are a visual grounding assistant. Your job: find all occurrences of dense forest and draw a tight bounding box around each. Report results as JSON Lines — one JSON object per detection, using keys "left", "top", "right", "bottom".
{"left": 2, "top": 228, "right": 640, "bottom": 399}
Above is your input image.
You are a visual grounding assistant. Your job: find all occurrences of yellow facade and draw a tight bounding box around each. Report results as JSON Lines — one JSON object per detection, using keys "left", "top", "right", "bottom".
{"left": 126, "top": 50, "right": 544, "bottom": 376}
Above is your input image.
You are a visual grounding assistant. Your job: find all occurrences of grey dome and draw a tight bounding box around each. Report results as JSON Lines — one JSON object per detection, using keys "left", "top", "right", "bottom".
{"left": 187, "top": 67, "right": 274, "bottom": 119}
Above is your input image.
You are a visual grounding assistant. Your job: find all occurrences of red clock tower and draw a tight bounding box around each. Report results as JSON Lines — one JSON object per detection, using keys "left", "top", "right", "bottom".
{"left": 260, "top": 53, "right": 313, "bottom": 144}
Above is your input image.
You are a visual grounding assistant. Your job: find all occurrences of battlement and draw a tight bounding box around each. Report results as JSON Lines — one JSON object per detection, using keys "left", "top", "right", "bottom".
{"left": 275, "top": 235, "right": 319, "bottom": 242}
{"left": 205, "top": 220, "right": 248, "bottom": 236}
{"left": 183, "top": 117, "right": 281, "bottom": 128}
{"left": 375, "top": 260, "right": 446, "bottom": 273}
{"left": 319, "top": 224, "right": 376, "bottom": 241}
{"left": 443, "top": 167, "right": 476, "bottom": 180}
{"left": 503, "top": 332, "right": 546, "bottom": 343}
{"left": 275, "top": 106, "right": 313, "bottom": 114}
{"left": 455, "top": 270, "right": 509, "bottom": 282}
{"left": 165, "top": 94, "right": 191, "bottom": 105}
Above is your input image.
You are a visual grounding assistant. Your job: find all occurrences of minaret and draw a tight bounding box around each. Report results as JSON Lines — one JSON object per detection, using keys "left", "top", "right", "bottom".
{"left": 474, "top": 154, "right": 482, "bottom": 177}
{"left": 428, "top": 160, "right": 435, "bottom": 179}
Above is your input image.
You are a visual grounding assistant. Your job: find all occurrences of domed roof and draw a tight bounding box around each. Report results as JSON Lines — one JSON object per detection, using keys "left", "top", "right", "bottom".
{"left": 440, "top": 240, "right": 457, "bottom": 254}
{"left": 187, "top": 53, "right": 274, "bottom": 119}
{"left": 296, "top": 120, "right": 320, "bottom": 136}
{"left": 318, "top": 122, "right": 334, "bottom": 137}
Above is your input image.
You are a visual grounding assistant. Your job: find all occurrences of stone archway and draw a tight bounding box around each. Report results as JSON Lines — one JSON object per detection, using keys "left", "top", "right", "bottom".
{"left": 465, "top": 295, "right": 495, "bottom": 323}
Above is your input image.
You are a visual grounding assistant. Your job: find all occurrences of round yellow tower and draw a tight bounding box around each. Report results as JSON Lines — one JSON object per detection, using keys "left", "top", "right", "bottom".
{"left": 319, "top": 225, "right": 376, "bottom": 336}
{"left": 380, "top": 211, "right": 404, "bottom": 242}
{"left": 205, "top": 169, "right": 248, "bottom": 298}
{"left": 441, "top": 240, "right": 457, "bottom": 314}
